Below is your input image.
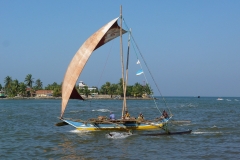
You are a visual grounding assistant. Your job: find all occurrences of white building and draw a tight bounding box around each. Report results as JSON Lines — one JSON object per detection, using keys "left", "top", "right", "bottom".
{"left": 79, "top": 81, "right": 97, "bottom": 91}
{"left": 79, "top": 81, "right": 86, "bottom": 88}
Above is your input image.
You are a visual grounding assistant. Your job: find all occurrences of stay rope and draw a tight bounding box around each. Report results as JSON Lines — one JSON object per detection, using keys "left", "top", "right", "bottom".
{"left": 96, "top": 41, "right": 114, "bottom": 89}
{"left": 123, "top": 18, "right": 172, "bottom": 117}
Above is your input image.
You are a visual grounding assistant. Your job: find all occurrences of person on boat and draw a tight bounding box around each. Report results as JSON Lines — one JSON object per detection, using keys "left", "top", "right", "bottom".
{"left": 137, "top": 113, "right": 144, "bottom": 121}
{"left": 162, "top": 110, "right": 169, "bottom": 119}
{"left": 124, "top": 111, "right": 130, "bottom": 119}
{"left": 109, "top": 112, "right": 115, "bottom": 120}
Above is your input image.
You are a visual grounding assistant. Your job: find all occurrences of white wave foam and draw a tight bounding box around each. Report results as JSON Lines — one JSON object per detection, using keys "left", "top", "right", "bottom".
{"left": 92, "top": 109, "right": 112, "bottom": 112}
{"left": 178, "top": 123, "right": 192, "bottom": 126}
{"left": 178, "top": 104, "right": 197, "bottom": 108}
{"left": 106, "top": 132, "right": 132, "bottom": 139}
{"left": 211, "top": 125, "right": 217, "bottom": 128}
{"left": 192, "top": 131, "right": 222, "bottom": 134}
{"left": 69, "top": 111, "right": 80, "bottom": 113}
{"left": 69, "top": 129, "right": 90, "bottom": 134}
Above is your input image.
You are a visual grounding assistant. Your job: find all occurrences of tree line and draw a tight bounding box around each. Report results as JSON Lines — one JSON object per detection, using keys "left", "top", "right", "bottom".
{"left": 0, "top": 74, "right": 153, "bottom": 98}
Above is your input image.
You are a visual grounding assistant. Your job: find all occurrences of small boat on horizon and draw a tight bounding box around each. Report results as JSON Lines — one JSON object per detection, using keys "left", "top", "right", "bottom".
{"left": 217, "top": 98, "right": 223, "bottom": 101}
{"left": 0, "top": 90, "right": 6, "bottom": 98}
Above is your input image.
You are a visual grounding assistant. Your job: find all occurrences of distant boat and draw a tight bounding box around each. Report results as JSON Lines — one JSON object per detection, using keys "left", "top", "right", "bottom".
{"left": 0, "top": 90, "right": 6, "bottom": 98}
{"left": 217, "top": 98, "right": 223, "bottom": 101}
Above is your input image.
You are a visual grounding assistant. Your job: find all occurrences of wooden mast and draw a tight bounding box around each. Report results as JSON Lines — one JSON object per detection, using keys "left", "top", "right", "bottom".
{"left": 120, "top": 5, "right": 126, "bottom": 118}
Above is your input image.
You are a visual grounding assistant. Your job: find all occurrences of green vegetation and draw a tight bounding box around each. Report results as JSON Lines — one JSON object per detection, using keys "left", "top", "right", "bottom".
{"left": 0, "top": 74, "right": 61, "bottom": 98}
{"left": 80, "top": 78, "right": 153, "bottom": 98}
{"left": 1, "top": 75, "right": 153, "bottom": 98}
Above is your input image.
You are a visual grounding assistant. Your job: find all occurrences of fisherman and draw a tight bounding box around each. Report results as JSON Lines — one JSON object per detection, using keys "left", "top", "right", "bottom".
{"left": 109, "top": 112, "right": 115, "bottom": 120}
{"left": 137, "top": 113, "right": 144, "bottom": 121}
{"left": 162, "top": 110, "right": 169, "bottom": 119}
{"left": 124, "top": 111, "right": 130, "bottom": 119}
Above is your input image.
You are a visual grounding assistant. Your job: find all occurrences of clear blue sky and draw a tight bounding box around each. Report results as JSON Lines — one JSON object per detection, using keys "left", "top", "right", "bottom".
{"left": 1, "top": 0, "right": 239, "bottom": 97}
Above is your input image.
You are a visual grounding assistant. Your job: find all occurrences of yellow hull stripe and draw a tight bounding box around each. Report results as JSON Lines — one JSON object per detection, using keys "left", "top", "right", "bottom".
{"left": 76, "top": 123, "right": 164, "bottom": 131}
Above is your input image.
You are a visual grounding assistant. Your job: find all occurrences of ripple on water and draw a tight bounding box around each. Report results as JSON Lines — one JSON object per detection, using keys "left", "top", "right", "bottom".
{"left": 1, "top": 98, "right": 240, "bottom": 159}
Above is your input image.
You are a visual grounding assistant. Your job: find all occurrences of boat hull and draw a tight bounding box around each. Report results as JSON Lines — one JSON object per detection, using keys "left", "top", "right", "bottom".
{"left": 63, "top": 119, "right": 164, "bottom": 131}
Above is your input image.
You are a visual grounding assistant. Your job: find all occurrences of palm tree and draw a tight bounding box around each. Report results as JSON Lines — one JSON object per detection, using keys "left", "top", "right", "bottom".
{"left": 25, "top": 74, "right": 34, "bottom": 97}
{"left": 48, "top": 82, "right": 59, "bottom": 90}
{"left": 143, "top": 83, "right": 153, "bottom": 95}
{"left": 52, "top": 82, "right": 60, "bottom": 90}
{"left": 100, "top": 84, "right": 107, "bottom": 94}
{"left": 34, "top": 79, "right": 43, "bottom": 90}
{"left": 83, "top": 86, "right": 90, "bottom": 97}
{"left": 132, "top": 82, "right": 143, "bottom": 97}
{"left": 11, "top": 79, "right": 19, "bottom": 96}
{"left": 18, "top": 82, "right": 27, "bottom": 97}
{"left": 4, "top": 76, "right": 12, "bottom": 95}
{"left": 44, "top": 82, "right": 61, "bottom": 97}
{"left": 104, "top": 82, "right": 111, "bottom": 94}
{"left": 25, "top": 74, "right": 34, "bottom": 88}
{"left": 53, "top": 87, "right": 61, "bottom": 97}
{"left": 126, "top": 85, "right": 133, "bottom": 97}
{"left": 118, "top": 78, "right": 124, "bottom": 97}
{"left": 107, "top": 83, "right": 119, "bottom": 97}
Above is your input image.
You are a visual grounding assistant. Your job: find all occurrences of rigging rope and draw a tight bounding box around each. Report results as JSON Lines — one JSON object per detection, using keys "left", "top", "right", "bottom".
{"left": 122, "top": 18, "right": 172, "bottom": 117}
{"left": 96, "top": 41, "right": 114, "bottom": 89}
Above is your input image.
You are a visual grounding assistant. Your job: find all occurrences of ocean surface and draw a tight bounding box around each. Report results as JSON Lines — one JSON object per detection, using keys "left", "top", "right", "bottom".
{"left": 1, "top": 97, "right": 240, "bottom": 160}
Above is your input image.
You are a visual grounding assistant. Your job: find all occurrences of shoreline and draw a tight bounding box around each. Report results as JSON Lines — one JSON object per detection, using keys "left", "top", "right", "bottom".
{"left": 0, "top": 96, "right": 155, "bottom": 100}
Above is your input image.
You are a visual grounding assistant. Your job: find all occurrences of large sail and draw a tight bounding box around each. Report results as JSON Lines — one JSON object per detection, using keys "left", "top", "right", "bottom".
{"left": 61, "top": 17, "right": 127, "bottom": 117}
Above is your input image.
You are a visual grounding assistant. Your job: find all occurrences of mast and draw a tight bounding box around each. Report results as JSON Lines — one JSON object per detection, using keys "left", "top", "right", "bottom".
{"left": 120, "top": 5, "right": 126, "bottom": 118}
{"left": 124, "top": 28, "right": 131, "bottom": 112}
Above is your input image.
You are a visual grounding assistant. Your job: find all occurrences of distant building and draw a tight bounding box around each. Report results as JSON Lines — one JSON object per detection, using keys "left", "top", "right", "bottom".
{"left": 79, "top": 81, "right": 86, "bottom": 88}
{"left": 26, "top": 88, "right": 36, "bottom": 97}
{"left": 79, "top": 81, "right": 97, "bottom": 91}
{"left": 35, "top": 90, "right": 53, "bottom": 97}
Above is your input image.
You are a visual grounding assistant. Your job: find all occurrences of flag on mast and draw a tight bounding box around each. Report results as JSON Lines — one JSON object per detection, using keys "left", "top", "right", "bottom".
{"left": 136, "top": 69, "right": 144, "bottom": 76}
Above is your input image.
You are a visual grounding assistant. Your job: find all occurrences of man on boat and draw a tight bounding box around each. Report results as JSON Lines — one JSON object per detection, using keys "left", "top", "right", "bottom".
{"left": 137, "top": 113, "right": 144, "bottom": 121}
{"left": 109, "top": 112, "right": 115, "bottom": 120}
{"left": 161, "top": 110, "right": 169, "bottom": 119}
{"left": 124, "top": 111, "right": 130, "bottom": 119}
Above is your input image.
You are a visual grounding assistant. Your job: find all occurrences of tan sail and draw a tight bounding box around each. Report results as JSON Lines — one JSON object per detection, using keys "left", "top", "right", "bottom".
{"left": 61, "top": 17, "right": 127, "bottom": 117}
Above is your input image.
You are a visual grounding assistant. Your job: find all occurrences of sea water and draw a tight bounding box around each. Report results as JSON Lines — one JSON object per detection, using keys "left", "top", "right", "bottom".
{"left": 0, "top": 97, "right": 240, "bottom": 159}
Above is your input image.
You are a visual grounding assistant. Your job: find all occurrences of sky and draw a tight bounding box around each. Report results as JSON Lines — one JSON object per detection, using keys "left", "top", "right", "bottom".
{"left": 1, "top": 0, "right": 239, "bottom": 97}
